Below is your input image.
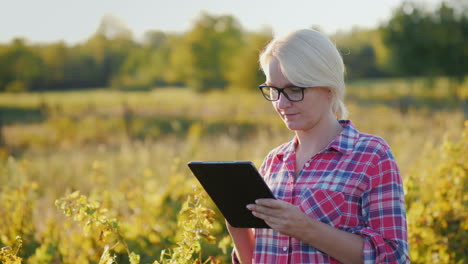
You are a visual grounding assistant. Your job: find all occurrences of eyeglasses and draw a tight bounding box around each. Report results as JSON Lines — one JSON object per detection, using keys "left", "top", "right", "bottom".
{"left": 258, "top": 84, "right": 310, "bottom": 102}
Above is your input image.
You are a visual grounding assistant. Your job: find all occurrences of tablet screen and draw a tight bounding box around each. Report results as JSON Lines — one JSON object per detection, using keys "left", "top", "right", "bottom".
{"left": 187, "top": 161, "right": 275, "bottom": 228}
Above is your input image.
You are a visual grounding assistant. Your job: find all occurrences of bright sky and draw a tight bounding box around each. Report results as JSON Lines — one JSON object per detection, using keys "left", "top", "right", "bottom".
{"left": 0, "top": 0, "right": 442, "bottom": 44}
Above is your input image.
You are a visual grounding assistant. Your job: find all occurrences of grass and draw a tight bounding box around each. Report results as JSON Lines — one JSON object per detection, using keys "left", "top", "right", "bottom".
{"left": 0, "top": 78, "right": 467, "bottom": 263}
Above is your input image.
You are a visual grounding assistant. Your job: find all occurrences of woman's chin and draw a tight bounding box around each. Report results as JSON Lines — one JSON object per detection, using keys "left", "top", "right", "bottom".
{"left": 283, "top": 121, "right": 304, "bottom": 131}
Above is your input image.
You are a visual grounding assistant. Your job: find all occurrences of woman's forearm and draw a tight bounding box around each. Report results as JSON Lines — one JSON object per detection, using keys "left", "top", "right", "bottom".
{"left": 226, "top": 220, "right": 255, "bottom": 264}
{"left": 300, "top": 218, "right": 364, "bottom": 264}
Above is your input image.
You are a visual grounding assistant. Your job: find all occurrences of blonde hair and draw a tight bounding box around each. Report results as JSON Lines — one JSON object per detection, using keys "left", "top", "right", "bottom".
{"left": 259, "top": 29, "right": 348, "bottom": 119}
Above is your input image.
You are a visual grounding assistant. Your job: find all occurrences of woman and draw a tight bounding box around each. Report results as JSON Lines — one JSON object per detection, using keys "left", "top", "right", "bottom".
{"left": 226, "top": 29, "right": 409, "bottom": 264}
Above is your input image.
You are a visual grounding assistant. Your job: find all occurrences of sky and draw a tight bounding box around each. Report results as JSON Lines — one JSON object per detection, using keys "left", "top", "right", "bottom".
{"left": 0, "top": 0, "right": 442, "bottom": 44}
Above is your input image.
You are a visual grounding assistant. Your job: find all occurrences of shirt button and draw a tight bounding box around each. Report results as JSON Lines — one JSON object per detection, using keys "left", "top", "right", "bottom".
{"left": 305, "top": 162, "right": 310, "bottom": 167}
{"left": 283, "top": 246, "right": 288, "bottom": 252}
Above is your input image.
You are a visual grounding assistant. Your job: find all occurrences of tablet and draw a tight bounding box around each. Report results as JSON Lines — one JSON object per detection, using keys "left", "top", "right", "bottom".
{"left": 187, "top": 161, "right": 275, "bottom": 228}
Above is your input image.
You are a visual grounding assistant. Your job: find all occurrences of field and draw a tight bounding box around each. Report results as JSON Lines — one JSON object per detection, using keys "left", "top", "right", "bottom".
{"left": 0, "top": 78, "right": 467, "bottom": 263}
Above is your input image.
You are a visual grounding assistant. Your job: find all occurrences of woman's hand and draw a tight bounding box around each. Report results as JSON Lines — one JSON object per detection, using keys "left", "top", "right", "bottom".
{"left": 247, "top": 198, "right": 313, "bottom": 239}
{"left": 247, "top": 198, "right": 364, "bottom": 264}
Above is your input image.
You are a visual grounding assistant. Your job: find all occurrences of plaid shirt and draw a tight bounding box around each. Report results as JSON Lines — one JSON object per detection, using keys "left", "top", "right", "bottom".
{"left": 233, "top": 120, "right": 409, "bottom": 263}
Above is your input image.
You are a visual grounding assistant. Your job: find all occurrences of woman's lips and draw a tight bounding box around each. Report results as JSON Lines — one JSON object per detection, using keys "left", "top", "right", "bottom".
{"left": 282, "top": 113, "right": 299, "bottom": 119}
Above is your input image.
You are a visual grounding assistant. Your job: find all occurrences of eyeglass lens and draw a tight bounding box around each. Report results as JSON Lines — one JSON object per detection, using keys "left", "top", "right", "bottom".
{"left": 262, "top": 87, "right": 303, "bottom": 101}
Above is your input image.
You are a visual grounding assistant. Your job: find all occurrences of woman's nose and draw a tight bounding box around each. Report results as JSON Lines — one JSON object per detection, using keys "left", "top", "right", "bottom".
{"left": 276, "top": 92, "right": 292, "bottom": 109}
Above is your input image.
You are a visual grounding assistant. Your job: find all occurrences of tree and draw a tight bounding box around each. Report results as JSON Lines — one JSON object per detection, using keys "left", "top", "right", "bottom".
{"left": 227, "top": 29, "right": 272, "bottom": 91}
{"left": 164, "top": 34, "right": 191, "bottom": 85}
{"left": 81, "top": 15, "right": 137, "bottom": 88}
{"left": 0, "top": 38, "right": 44, "bottom": 92}
{"left": 40, "top": 42, "right": 69, "bottom": 89}
{"left": 381, "top": 2, "right": 436, "bottom": 77}
{"left": 183, "top": 13, "right": 244, "bottom": 92}
{"left": 143, "top": 30, "right": 168, "bottom": 50}
{"left": 431, "top": 3, "right": 468, "bottom": 84}
{"left": 112, "top": 30, "right": 178, "bottom": 89}
{"left": 95, "top": 14, "right": 133, "bottom": 40}
{"left": 382, "top": 1, "right": 468, "bottom": 87}
{"left": 333, "top": 28, "right": 386, "bottom": 79}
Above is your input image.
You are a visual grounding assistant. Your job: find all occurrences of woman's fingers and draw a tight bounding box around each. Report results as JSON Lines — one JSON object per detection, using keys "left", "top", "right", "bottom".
{"left": 246, "top": 204, "right": 274, "bottom": 217}
{"left": 247, "top": 199, "right": 294, "bottom": 221}
{"left": 247, "top": 200, "right": 282, "bottom": 216}
{"left": 255, "top": 198, "right": 286, "bottom": 208}
{"left": 247, "top": 199, "right": 313, "bottom": 237}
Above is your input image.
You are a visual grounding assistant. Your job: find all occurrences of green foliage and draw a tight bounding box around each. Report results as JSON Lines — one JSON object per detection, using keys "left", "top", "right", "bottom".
{"left": 333, "top": 28, "right": 388, "bottom": 79}
{"left": 0, "top": 86, "right": 466, "bottom": 263}
{"left": 0, "top": 237, "right": 23, "bottom": 264}
{"left": 0, "top": 182, "right": 37, "bottom": 249}
{"left": 4, "top": 81, "right": 28, "bottom": 93}
{"left": 55, "top": 191, "right": 121, "bottom": 245}
{"left": 55, "top": 191, "right": 140, "bottom": 264}
{"left": 39, "top": 42, "right": 69, "bottom": 89}
{"left": 228, "top": 30, "right": 272, "bottom": 90}
{"left": 382, "top": 2, "right": 435, "bottom": 76}
{"left": 155, "top": 191, "right": 220, "bottom": 264}
{"left": 405, "top": 121, "right": 468, "bottom": 263}
{"left": 98, "top": 245, "right": 117, "bottom": 264}
{"left": 83, "top": 33, "right": 137, "bottom": 87}
{"left": 0, "top": 39, "right": 44, "bottom": 92}
{"left": 26, "top": 224, "right": 60, "bottom": 264}
{"left": 1, "top": 9, "right": 467, "bottom": 93}
{"left": 54, "top": 188, "right": 221, "bottom": 264}
{"left": 382, "top": 0, "right": 468, "bottom": 83}
{"left": 183, "top": 13, "right": 244, "bottom": 91}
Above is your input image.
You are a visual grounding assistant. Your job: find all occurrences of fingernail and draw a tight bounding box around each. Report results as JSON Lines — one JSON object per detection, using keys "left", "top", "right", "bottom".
{"left": 246, "top": 204, "right": 253, "bottom": 210}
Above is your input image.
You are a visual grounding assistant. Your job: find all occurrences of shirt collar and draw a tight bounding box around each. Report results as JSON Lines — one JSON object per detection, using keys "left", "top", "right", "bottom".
{"left": 275, "top": 120, "right": 359, "bottom": 160}
{"left": 328, "top": 120, "right": 359, "bottom": 154}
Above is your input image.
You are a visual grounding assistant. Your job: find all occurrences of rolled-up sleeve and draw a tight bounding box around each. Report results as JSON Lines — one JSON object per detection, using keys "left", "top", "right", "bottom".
{"left": 348, "top": 149, "right": 409, "bottom": 263}
{"left": 232, "top": 249, "right": 241, "bottom": 264}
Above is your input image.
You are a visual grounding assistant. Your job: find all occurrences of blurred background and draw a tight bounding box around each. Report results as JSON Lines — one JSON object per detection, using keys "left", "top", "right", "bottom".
{"left": 0, "top": 0, "right": 467, "bottom": 263}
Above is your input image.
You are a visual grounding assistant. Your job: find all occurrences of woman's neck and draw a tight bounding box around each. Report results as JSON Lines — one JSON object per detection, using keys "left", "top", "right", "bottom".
{"left": 295, "top": 116, "right": 343, "bottom": 157}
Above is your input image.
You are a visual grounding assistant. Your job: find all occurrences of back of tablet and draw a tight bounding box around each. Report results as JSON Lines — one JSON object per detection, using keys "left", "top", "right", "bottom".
{"left": 187, "top": 161, "right": 275, "bottom": 228}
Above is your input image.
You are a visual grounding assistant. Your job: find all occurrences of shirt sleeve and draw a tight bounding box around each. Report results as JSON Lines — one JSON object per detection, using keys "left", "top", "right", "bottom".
{"left": 232, "top": 249, "right": 241, "bottom": 264}
{"left": 347, "top": 148, "right": 409, "bottom": 263}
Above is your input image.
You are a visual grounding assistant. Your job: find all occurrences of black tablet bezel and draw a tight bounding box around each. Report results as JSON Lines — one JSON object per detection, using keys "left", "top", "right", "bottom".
{"left": 187, "top": 161, "right": 275, "bottom": 228}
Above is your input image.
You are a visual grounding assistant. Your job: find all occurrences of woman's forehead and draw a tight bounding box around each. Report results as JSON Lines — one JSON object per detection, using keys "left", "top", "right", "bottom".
{"left": 266, "top": 58, "right": 292, "bottom": 87}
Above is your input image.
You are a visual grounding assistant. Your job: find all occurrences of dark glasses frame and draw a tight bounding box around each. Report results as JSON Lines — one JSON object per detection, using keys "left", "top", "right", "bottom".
{"left": 258, "top": 84, "right": 310, "bottom": 102}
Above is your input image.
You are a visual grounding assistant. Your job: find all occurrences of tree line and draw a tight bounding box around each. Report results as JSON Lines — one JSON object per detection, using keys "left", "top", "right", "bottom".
{"left": 0, "top": 0, "right": 467, "bottom": 93}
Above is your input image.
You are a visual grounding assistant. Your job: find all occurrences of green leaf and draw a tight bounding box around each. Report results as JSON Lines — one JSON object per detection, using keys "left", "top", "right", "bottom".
{"left": 129, "top": 252, "right": 140, "bottom": 264}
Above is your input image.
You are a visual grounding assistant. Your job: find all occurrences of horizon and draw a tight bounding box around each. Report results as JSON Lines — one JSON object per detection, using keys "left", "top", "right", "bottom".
{"left": 0, "top": 0, "right": 443, "bottom": 45}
